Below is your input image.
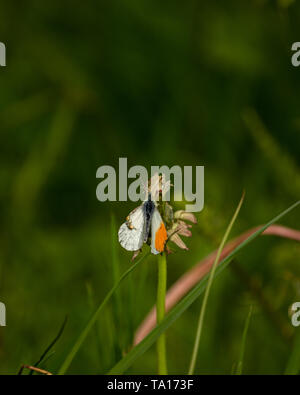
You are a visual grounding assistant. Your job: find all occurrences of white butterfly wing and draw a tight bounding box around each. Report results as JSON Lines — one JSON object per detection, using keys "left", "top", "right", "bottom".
{"left": 118, "top": 205, "right": 145, "bottom": 251}
{"left": 151, "top": 208, "right": 168, "bottom": 255}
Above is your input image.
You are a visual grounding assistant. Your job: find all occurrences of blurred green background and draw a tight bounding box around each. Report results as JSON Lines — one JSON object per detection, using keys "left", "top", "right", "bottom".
{"left": 0, "top": 0, "right": 300, "bottom": 374}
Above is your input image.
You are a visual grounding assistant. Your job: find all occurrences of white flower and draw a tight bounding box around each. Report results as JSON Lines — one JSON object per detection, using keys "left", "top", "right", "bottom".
{"left": 167, "top": 211, "right": 197, "bottom": 252}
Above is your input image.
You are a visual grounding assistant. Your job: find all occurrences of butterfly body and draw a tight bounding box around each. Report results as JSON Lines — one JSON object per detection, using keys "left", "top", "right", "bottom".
{"left": 118, "top": 195, "right": 167, "bottom": 255}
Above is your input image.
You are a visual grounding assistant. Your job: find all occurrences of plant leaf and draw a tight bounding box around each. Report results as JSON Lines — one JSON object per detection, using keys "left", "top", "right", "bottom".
{"left": 109, "top": 200, "right": 300, "bottom": 374}
{"left": 235, "top": 305, "right": 253, "bottom": 375}
{"left": 58, "top": 252, "right": 149, "bottom": 375}
{"left": 25, "top": 316, "right": 68, "bottom": 375}
{"left": 189, "top": 192, "right": 244, "bottom": 374}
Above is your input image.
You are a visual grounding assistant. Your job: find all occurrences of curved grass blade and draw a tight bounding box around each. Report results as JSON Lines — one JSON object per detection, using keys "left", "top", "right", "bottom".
{"left": 109, "top": 200, "right": 300, "bottom": 374}
{"left": 189, "top": 193, "right": 244, "bottom": 375}
{"left": 236, "top": 305, "right": 253, "bottom": 375}
{"left": 33, "top": 315, "right": 68, "bottom": 372}
{"left": 18, "top": 316, "right": 68, "bottom": 375}
{"left": 58, "top": 252, "right": 149, "bottom": 375}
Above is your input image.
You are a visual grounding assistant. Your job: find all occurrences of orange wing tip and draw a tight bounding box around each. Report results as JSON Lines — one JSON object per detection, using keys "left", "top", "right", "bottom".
{"left": 155, "top": 222, "right": 168, "bottom": 253}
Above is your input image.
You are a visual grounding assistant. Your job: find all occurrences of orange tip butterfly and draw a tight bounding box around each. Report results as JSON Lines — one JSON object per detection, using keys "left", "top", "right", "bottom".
{"left": 118, "top": 194, "right": 167, "bottom": 255}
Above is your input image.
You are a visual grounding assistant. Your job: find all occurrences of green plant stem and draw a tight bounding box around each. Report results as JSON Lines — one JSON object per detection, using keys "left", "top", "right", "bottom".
{"left": 157, "top": 253, "right": 168, "bottom": 375}
{"left": 188, "top": 192, "right": 245, "bottom": 375}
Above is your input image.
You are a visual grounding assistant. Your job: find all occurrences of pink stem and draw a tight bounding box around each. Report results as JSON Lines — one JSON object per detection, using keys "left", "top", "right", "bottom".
{"left": 134, "top": 224, "right": 300, "bottom": 345}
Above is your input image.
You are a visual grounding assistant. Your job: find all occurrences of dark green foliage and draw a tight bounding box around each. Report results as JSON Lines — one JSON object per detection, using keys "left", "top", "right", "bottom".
{"left": 0, "top": 0, "right": 299, "bottom": 374}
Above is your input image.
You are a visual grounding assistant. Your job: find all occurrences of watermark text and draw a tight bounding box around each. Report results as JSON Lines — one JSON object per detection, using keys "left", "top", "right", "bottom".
{"left": 0, "top": 42, "right": 6, "bottom": 67}
{"left": 291, "top": 42, "right": 300, "bottom": 67}
{"left": 0, "top": 302, "right": 6, "bottom": 326}
{"left": 96, "top": 158, "right": 204, "bottom": 212}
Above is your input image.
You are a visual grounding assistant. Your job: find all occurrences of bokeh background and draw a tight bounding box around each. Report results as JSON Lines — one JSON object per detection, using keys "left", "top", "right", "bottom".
{"left": 0, "top": 0, "right": 300, "bottom": 374}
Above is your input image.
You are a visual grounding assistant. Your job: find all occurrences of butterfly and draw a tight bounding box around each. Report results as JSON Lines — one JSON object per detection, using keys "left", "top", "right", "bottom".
{"left": 118, "top": 194, "right": 168, "bottom": 255}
